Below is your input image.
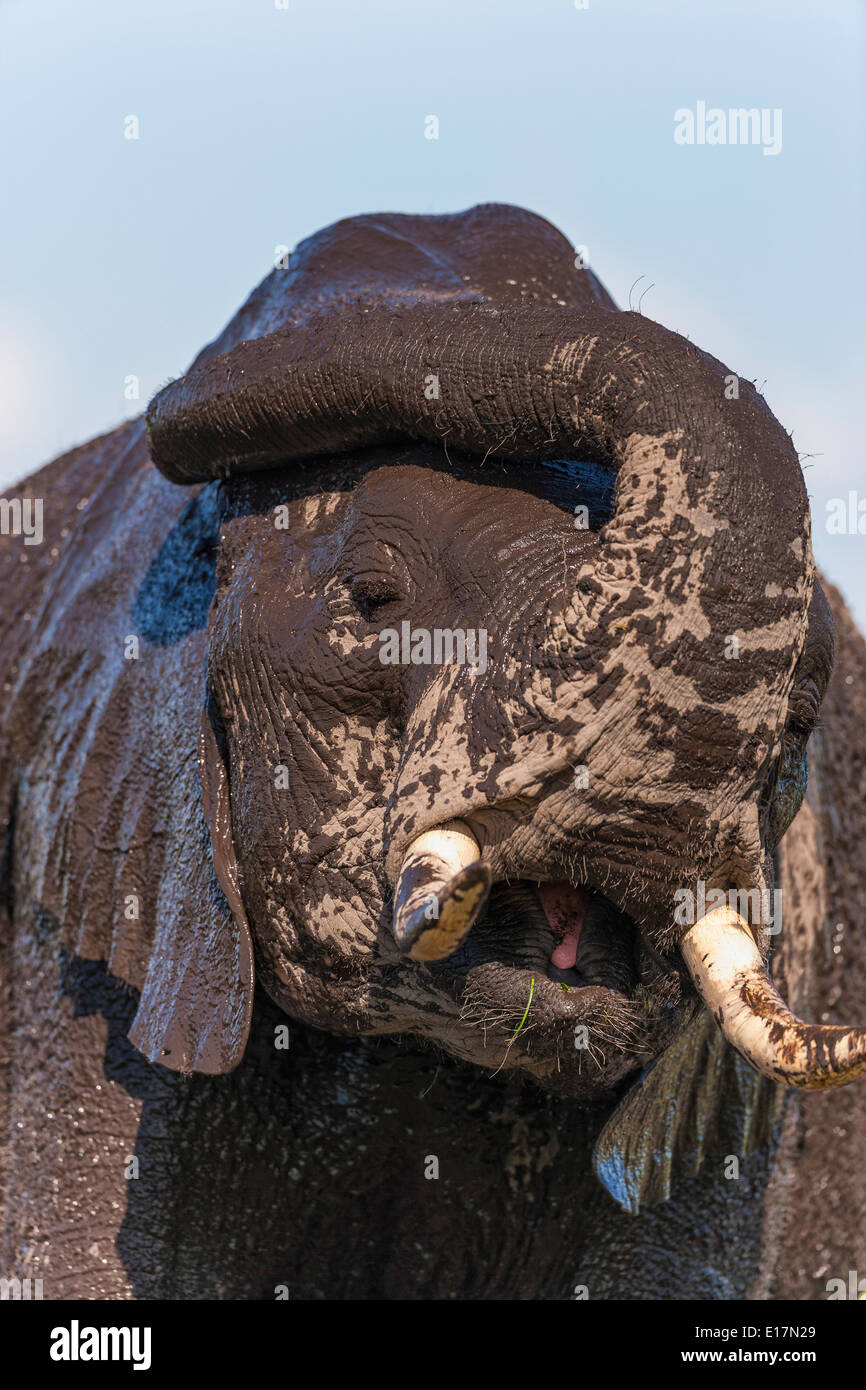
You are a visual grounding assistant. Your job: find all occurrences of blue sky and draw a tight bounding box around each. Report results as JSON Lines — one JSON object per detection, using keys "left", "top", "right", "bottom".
{"left": 2, "top": 0, "right": 864, "bottom": 623}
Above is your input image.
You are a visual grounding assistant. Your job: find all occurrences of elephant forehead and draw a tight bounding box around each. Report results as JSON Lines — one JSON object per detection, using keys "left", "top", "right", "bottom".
{"left": 342, "top": 464, "right": 573, "bottom": 556}
{"left": 221, "top": 460, "right": 592, "bottom": 595}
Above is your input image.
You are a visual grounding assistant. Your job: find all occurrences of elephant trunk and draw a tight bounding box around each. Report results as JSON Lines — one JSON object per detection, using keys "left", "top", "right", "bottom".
{"left": 681, "top": 906, "right": 866, "bottom": 1089}
{"left": 146, "top": 301, "right": 812, "bottom": 706}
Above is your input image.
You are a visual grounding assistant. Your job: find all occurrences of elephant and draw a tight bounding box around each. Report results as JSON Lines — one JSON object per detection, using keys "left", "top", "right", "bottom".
{"left": 1, "top": 202, "right": 865, "bottom": 1300}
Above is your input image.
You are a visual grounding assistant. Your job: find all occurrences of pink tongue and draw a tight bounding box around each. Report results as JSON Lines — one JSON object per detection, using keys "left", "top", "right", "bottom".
{"left": 537, "top": 883, "right": 589, "bottom": 970}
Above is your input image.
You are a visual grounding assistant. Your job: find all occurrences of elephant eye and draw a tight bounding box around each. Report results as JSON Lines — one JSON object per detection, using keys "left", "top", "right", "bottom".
{"left": 785, "top": 675, "right": 821, "bottom": 740}
{"left": 347, "top": 576, "right": 402, "bottom": 621}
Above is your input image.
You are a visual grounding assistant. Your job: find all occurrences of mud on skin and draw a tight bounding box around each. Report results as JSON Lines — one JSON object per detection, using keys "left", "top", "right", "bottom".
{"left": 1, "top": 203, "right": 864, "bottom": 1299}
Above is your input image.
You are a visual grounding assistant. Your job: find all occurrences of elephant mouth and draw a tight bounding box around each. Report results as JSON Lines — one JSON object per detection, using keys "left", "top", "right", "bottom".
{"left": 471, "top": 881, "right": 645, "bottom": 997}
{"left": 535, "top": 881, "right": 635, "bottom": 988}
{"left": 422, "top": 877, "right": 680, "bottom": 1097}
{"left": 391, "top": 813, "right": 866, "bottom": 1097}
{"left": 387, "top": 818, "right": 687, "bottom": 1094}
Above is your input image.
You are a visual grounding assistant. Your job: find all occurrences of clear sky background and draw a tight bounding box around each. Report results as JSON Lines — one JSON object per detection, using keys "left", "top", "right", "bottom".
{"left": 2, "top": 0, "right": 864, "bottom": 625}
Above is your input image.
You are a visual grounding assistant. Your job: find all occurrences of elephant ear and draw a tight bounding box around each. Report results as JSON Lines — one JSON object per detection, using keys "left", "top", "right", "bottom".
{"left": 126, "top": 698, "right": 254, "bottom": 1073}
{"left": 592, "top": 1009, "right": 787, "bottom": 1213}
{"left": 5, "top": 423, "right": 254, "bottom": 1074}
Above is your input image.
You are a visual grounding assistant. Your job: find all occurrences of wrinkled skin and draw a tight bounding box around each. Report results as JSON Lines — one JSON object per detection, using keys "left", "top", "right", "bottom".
{"left": 209, "top": 450, "right": 830, "bottom": 1100}
{"left": 211, "top": 453, "right": 684, "bottom": 1096}
{"left": 145, "top": 203, "right": 830, "bottom": 1100}
{"left": 0, "top": 205, "right": 863, "bottom": 1298}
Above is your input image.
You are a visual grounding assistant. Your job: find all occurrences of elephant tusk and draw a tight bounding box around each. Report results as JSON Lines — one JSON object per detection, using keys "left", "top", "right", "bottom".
{"left": 392, "top": 820, "right": 492, "bottom": 962}
{"left": 681, "top": 905, "right": 866, "bottom": 1089}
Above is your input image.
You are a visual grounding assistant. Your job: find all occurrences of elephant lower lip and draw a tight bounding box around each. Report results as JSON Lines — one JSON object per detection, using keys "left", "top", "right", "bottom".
{"left": 454, "top": 959, "right": 661, "bottom": 1096}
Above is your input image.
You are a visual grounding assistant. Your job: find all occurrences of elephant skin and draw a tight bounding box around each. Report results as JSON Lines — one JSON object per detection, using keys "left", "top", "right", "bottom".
{"left": 0, "top": 204, "right": 864, "bottom": 1299}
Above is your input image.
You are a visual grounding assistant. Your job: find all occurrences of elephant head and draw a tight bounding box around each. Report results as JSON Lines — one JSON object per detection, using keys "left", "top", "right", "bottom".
{"left": 132, "top": 203, "right": 866, "bottom": 1104}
